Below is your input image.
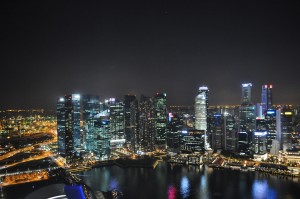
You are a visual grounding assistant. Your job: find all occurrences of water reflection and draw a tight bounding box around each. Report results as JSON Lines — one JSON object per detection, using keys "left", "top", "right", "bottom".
{"left": 168, "top": 185, "right": 177, "bottom": 199}
{"left": 180, "top": 176, "right": 190, "bottom": 198}
{"left": 109, "top": 178, "right": 120, "bottom": 191}
{"left": 252, "top": 180, "right": 277, "bottom": 199}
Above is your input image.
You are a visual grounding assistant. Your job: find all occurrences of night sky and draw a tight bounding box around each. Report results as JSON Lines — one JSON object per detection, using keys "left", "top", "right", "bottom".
{"left": 1, "top": 0, "right": 300, "bottom": 109}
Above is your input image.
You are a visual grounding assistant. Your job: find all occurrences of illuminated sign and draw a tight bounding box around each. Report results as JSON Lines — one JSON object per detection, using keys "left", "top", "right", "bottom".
{"left": 284, "top": 112, "right": 292, "bottom": 115}
{"left": 254, "top": 131, "right": 267, "bottom": 136}
{"left": 266, "top": 110, "right": 275, "bottom": 115}
{"left": 110, "top": 139, "right": 126, "bottom": 144}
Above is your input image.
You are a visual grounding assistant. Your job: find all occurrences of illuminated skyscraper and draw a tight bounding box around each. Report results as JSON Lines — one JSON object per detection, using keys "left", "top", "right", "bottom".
{"left": 261, "top": 85, "right": 273, "bottom": 114}
{"left": 166, "top": 113, "right": 182, "bottom": 154}
{"left": 195, "top": 86, "right": 209, "bottom": 130}
{"left": 139, "top": 95, "right": 155, "bottom": 152}
{"left": 195, "top": 86, "right": 209, "bottom": 149}
{"left": 57, "top": 94, "right": 81, "bottom": 164}
{"left": 129, "top": 99, "right": 139, "bottom": 152}
{"left": 124, "top": 94, "right": 136, "bottom": 147}
{"left": 239, "top": 83, "right": 255, "bottom": 155}
{"left": 241, "top": 83, "right": 252, "bottom": 105}
{"left": 82, "top": 95, "right": 100, "bottom": 152}
{"left": 153, "top": 93, "right": 167, "bottom": 150}
{"left": 265, "top": 109, "right": 277, "bottom": 151}
{"left": 57, "top": 97, "right": 66, "bottom": 157}
{"left": 108, "top": 98, "right": 125, "bottom": 148}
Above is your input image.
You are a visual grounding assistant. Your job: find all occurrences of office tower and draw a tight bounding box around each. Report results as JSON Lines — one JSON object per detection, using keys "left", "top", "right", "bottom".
{"left": 241, "top": 83, "right": 252, "bottom": 105}
{"left": 153, "top": 93, "right": 167, "bottom": 150}
{"left": 57, "top": 94, "right": 81, "bottom": 164}
{"left": 57, "top": 97, "right": 66, "bottom": 157}
{"left": 278, "top": 108, "right": 294, "bottom": 151}
{"left": 109, "top": 98, "right": 125, "bottom": 148}
{"left": 256, "top": 118, "right": 267, "bottom": 131}
{"left": 195, "top": 86, "right": 209, "bottom": 149}
{"left": 139, "top": 95, "right": 155, "bottom": 152}
{"left": 239, "top": 83, "right": 255, "bottom": 155}
{"left": 166, "top": 113, "right": 182, "bottom": 154}
{"left": 224, "top": 115, "right": 237, "bottom": 152}
{"left": 124, "top": 94, "right": 136, "bottom": 147}
{"left": 130, "top": 99, "right": 139, "bottom": 152}
{"left": 94, "top": 118, "right": 110, "bottom": 160}
{"left": 265, "top": 109, "right": 277, "bottom": 151}
{"left": 256, "top": 103, "right": 264, "bottom": 119}
{"left": 209, "top": 114, "right": 223, "bottom": 150}
{"left": 253, "top": 131, "right": 267, "bottom": 155}
{"left": 82, "top": 95, "right": 100, "bottom": 152}
{"left": 261, "top": 85, "right": 273, "bottom": 114}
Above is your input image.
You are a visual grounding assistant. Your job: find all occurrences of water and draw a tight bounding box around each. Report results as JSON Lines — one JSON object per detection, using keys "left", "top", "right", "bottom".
{"left": 3, "top": 162, "right": 300, "bottom": 198}
{"left": 80, "top": 163, "right": 300, "bottom": 199}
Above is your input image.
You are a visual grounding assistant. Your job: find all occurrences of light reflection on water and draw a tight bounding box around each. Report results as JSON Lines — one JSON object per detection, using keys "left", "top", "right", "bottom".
{"left": 78, "top": 163, "right": 300, "bottom": 199}
{"left": 180, "top": 176, "right": 190, "bottom": 198}
{"left": 108, "top": 178, "right": 119, "bottom": 191}
{"left": 252, "top": 180, "right": 277, "bottom": 199}
{"left": 168, "top": 185, "right": 177, "bottom": 199}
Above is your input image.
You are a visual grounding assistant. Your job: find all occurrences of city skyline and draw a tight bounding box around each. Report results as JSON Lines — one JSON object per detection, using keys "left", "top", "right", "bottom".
{"left": 1, "top": 1, "right": 300, "bottom": 109}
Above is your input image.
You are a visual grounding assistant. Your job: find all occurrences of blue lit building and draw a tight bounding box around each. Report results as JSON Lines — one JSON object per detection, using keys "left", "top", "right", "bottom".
{"left": 261, "top": 84, "right": 273, "bottom": 114}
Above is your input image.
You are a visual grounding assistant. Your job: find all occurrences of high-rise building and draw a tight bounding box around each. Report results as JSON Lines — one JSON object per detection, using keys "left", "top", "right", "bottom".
{"left": 241, "top": 83, "right": 252, "bottom": 105}
{"left": 209, "top": 114, "right": 223, "bottom": 150}
{"left": 153, "top": 93, "right": 167, "bottom": 150}
{"left": 277, "top": 108, "right": 294, "bottom": 151}
{"left": 108, "top": 98, "right": 125, "bottom": 148}
{"left": 124, "top": 94, "right": 136, "bottom": 147}
{"left": 195, "top": 86, "right": 209, "bottom": 149}
{"left": 57, "top": 94, "right": 81, "bottom": 164}
{"left": 57, "top": 97, "right": 66, "bottom": 157}
{"left": 94, "top": 118, "right": 110, "bottom": 160}
{"left": 82, "top": 95, "right": 100, "bottom": 152}
{"left": 261, "top": 84, "right": 273, "bottom": 114}
{"left": 139, "top": 95, "right": 155, "bottom": 152}
{"left": 166, "top": 113, "right": 182, "bottom": 154}
{"left": 130, "top": 99, "right": 139, "bottom": 152}
{"left": 224, "top": 115, "right": 237, "bottom": 152}
{"left": 265, "top": 109, "right": 277, "bottom": 151}
{"left": 253, "top": 131, "right": 267, "bottom": 155}
{"left": 239, "top": 83, "right": 255, "bottom": 155}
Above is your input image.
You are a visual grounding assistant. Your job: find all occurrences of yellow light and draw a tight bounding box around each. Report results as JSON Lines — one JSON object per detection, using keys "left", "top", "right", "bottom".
{"left": 285, "top": 112, "right": 292, "bottom": 115}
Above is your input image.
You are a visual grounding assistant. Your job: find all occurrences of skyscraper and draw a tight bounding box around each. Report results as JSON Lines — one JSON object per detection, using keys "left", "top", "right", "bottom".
{"left": 57, "top": 94, "right": 81, "bottom": 164}
{"left": 153, "top": 93, "right": 167, "bottom": 150}
{"left": 195, "top": 86, "right": 209, "bottom": 149}
{"left": 139, "top": 95, "right": 155, "bottom": 152}
{"left": 82, "top": 95, "right": 100, "bottom": 152}
{"left": 265, "top": 109, "right": 277, "bottom": 151}
{"left": 241, "top": 83, "right": 252, "bottom": 105}
{"left": 239, "top": 83, "right": 255, "bottom": 155}
{"left": 124, "top": 94, "right": 137, "bottom": 147}
{"left": 108, "top": 98, "right": 125, "bottom": 148}
{"left": 57, "top": 97, "right": 66, "bottom": 157}
{"left": 261, "top": 84, "right": 273, "bottom": 114}
{"left": 166, "top": 113, "right": 182, "bottom": 154}
{"left": 195, "top": 86, "right": 209, "bottom": 131}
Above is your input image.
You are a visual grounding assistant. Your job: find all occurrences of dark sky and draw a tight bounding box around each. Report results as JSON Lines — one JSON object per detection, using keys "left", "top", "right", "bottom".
{"left": 1, "top": 0, "right": 300, "bottom": 109}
